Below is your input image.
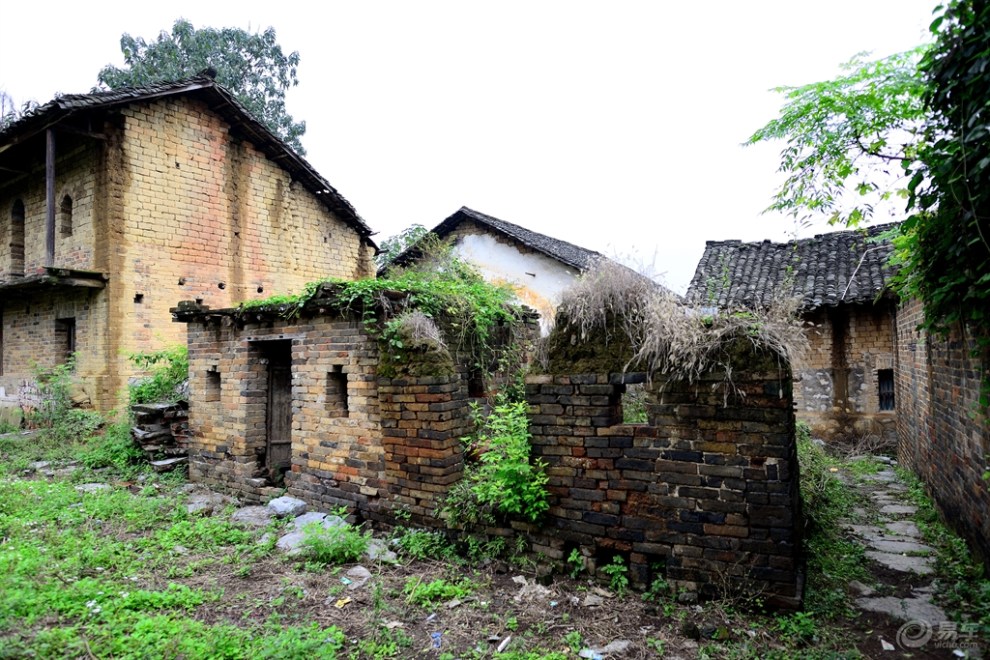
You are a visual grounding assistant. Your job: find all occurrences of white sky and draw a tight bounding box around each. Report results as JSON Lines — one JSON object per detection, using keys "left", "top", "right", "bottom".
{"left": 0, "top": 1, "right": 935, "bottom": 293}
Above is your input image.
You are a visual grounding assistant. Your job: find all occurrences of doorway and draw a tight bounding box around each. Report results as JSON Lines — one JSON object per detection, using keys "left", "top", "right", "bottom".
{"left": 262, "top": 341, "right": 292, "bottom": 485}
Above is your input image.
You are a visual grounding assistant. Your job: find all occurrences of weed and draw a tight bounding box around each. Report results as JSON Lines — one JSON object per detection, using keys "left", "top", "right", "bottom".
{"left": 462, "top": 401, "right": 549, "bottom": 523}
{"left": 403, "top": 576, "right": 477, "bottom": 608}
{"left": 567, "top": 548, "right": 585, "bottom": 578}
{"left": 898, "top": 467, "right": 990, "bottom": 626}
{"left": 393, "top": 527, "right": 456, "bottom": 562}
{"left": 600, "top": 555, "right": 630, "bottom": 597}
{"left": 563, "top": 630, "right": 583, "bottom": 653}
{"left": 776, "top": 611, "right": 818, "bottom": 643}
{"left": 78, "top": 422, "right": 144, "bottom": 475}
{"left": 300, "top": 522, "right": 370, "bottom": 566}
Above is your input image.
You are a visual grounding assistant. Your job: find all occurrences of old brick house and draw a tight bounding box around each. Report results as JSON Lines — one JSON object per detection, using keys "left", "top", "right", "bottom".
{"left": 686, "top": 224, "right": 899, "bottom": 442}
{"left": 0, "top": 75, "right": 376, "bottom": 411}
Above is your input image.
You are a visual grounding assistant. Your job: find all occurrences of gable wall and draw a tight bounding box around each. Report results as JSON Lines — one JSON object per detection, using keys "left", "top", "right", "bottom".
{"left": 445, "top": 220, "right": 581, "bottom": 328}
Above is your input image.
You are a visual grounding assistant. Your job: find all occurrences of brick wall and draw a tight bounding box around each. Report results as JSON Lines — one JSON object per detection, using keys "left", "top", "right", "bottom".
{"left": 792, "top": 301, "right": 897, "bottom": 442}
{"left": 378, "top": 374, "right": 470, "bottom": 526}
{"left": 186, "top": 313, "right": 383, "bottom": 508}
{"left": 0, "top": 136, "right": 101, "bottom": 278}
{"left": 896, "top": 298, "right": 990, "bottom": 565}
{"left": 0, "top": 288, "right": 110, "bottom": 407}
{"left": 524, "top": 348, "right": 801, "bottom": 606}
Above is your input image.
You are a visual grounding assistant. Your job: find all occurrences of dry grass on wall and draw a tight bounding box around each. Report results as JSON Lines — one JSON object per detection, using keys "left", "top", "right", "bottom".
{"left": 545, "top": 260, "right": 808, "bottom": 389}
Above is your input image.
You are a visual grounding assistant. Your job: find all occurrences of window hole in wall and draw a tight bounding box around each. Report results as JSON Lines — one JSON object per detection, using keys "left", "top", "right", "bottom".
{"left": 134, "top": 293, "right": 144, "bottom": 303}
{"left": 257, "top": 286, "right": 264, "bottom": 294}
{"left": 10, "top": 199, "right": 25, "bottom": 276}
{"left": 218, "top": 282, "right": 226, "bottom": 290}
{"left": 620, "top": 382, "right": 649, "bottom": 424}
{"left": 59, "top": 194, "right": 73, "bottom": 237}
{"left": 205, "top": 370, "right": 221, "bottom": 403}
{"left": 55, "top": 317, "right": 76, "bottom": 363}
{"left": 878, "top": 369, "right": 895, "bottom": 411}
{"left": 327, "top": 365, "right": 349, "bottom": 417}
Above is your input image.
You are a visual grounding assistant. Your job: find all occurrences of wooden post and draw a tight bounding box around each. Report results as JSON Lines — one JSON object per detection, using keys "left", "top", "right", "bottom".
{"left": 45, "top": 128, "right": 56, "bottom": 268}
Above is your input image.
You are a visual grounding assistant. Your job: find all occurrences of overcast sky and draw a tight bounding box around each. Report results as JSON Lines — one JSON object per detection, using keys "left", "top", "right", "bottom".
{"left": 1, "top": 1, "right": 935, "bottom": 292}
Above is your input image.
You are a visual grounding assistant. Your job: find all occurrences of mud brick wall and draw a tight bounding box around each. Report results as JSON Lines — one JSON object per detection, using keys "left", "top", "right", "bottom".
{"left": 526, "top": 357, "right": 801, "bottom": 607}
{"left": 896, "top": 298, "right": 990, "bottom": 567}
{"left": 377, "top": 375, "right": 471, "bottom": 526}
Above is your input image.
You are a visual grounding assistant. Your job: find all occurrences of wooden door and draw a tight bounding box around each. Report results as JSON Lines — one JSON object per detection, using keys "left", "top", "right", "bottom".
{"left": 266, "top": 354, "right": 292, "bottom": 482}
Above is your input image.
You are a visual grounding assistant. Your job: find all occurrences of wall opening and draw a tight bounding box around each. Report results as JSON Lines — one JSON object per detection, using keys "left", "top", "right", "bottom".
{"left": 204, "top": 370, "right": 221, "bottom": 403}
{"left": 326, "top": 365, "right": 349, "bottom": 417}
{"left": 59, "top": 194, "right": 73, "bottom": 238}
{"left": 55, "top": 317, "right": 76, "bottom": 363}
{"left": 878, "top": 368, "right": 895, "bottom": 411}
{"left": 10, "top": 199, "right": 25, "bottom": 276}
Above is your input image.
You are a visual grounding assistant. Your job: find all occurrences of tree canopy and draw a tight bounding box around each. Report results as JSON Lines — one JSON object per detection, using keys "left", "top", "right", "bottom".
{"left": 97, "top": 19, "right": 306, "bottom": 154}
{"left": 749, "top": 1, "right": 990, "bottom": 361}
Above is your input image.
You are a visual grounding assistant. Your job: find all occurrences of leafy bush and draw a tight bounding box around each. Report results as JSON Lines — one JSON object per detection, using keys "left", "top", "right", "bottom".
{"left": 29, "top": 355, "right": 104, "bottom": 444}
{"left": 445, "top": 401, "right": 548, "bottom": 525}
{"left": 300, "top": 522, "right": 370, "bottom": 565}
{"left": 128, "top": 345, "right": 189, "bottom": 405}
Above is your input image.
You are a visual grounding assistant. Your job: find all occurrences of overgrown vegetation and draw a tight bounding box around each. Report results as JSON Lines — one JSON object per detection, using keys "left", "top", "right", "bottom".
{"left": 899, "top": 467, "right": 990, "bottom": 627}
{"left": 128, "top": 345, "right": 189, "bottom": 405}
{"left": 459, "top": 400, "right": 548, "bottom": 524}
{"left": 29, "top": 356, "right": 103, "bottom": 444}
{"left": 300, "top": 522, "right": 371, "bottom": 566}
{"left": 240, "top": 236, "right": 527, "bottom": 387}
{"left": 795, "top": 422, "right": 871, "bottom": 619}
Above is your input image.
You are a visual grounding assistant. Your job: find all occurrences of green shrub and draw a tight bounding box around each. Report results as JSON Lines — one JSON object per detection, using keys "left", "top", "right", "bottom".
{"left": 468, "top": 401, "right": 549, "bottom": 523}
{"left": 393, "top": 527, "right": 456, "bottom": 562}
{"left": 128, "top": 345, "right": 189, "bottom": 405}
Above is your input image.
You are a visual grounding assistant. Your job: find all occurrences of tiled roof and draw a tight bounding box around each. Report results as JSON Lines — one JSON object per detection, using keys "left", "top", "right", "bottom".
{"left": 392, "top": 206, "right": 604, "bottom": 272}
{"left": 0, "top": 75, "right": 372, "bottom": 238}
{"left": 685, "top": 223, "right": 900, "bottom": 309}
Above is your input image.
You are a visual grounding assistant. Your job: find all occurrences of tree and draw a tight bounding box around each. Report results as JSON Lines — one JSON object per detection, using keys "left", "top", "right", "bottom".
{"left": 97, "top": 19, "right": 306, "bottom": 154}
{"left": 375, "top": 224, "right": 430, "bottom": 270}
{"left": 746, "top": 48, "right": 928, "bottom": 228}
{"left": 749, "top": 2, "right": 990, "bottom": 351}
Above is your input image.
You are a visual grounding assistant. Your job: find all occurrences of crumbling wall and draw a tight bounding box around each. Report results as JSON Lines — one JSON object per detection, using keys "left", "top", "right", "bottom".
{"left": 525, "top": 341, "right": 801, "bottom": 607}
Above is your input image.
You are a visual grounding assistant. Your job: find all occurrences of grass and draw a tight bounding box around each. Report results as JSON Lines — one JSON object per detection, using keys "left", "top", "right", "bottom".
{"left": 3, "top": 415, "right": 987, "bottom": 657}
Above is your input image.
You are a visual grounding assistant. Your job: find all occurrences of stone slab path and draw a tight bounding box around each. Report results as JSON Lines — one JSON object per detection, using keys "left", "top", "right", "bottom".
{"left": 840, "top": 467, "right": 945, "bottom": 623}
{"left": 835, "top": 465, "right": 989, "bottom": 658}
